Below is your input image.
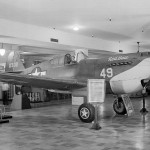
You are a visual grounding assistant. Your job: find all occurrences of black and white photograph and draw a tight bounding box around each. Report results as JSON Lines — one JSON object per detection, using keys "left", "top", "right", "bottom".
{"left": 0, "top": 0, "right": 150, "bottom": 149}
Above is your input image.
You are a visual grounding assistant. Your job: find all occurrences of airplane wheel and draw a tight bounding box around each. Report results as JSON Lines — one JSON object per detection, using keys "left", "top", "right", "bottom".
{"left": 78, "top": 103, "right": 95, "bottom": 123}
{"left": 113, "top": 99, "right": 126, "bottom": 115}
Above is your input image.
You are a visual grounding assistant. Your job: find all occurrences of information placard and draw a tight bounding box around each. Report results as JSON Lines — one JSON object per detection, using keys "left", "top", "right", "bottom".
{"left": 121, "top": 94, "right": 134, "bottom": 116}
{"left": 88, "top": 79, "right": 105, "bottom": 103}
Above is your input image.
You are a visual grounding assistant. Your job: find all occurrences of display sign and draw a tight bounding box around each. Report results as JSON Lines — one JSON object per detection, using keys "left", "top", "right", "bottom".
{"left": 121, "top": 94, "right": 134, "bottom": 116}
{"left": 88, "top": 79, "right": 105, "bottom": 103}
{"left": 26, "top": 92, "right": 41, "bottom": 103}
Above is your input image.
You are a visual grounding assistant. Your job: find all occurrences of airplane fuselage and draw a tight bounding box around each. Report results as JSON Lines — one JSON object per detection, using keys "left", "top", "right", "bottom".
{"left": 22, "top": 52, "right": 150, "bottom": 96}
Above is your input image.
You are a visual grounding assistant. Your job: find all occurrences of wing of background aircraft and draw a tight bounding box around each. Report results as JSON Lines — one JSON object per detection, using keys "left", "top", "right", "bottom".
{"left": 0, "top": 72, "right": 86, "bottom": 91}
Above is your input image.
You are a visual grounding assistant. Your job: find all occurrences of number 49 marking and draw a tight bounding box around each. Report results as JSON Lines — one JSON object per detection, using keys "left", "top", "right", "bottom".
{"left": 100, "top": 68, "right": 113, "bottom": 78}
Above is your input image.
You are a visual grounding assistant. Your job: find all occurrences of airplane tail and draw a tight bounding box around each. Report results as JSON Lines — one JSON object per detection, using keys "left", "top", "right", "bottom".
{"left": 5, "top": 51, "right": 25, "bottom": 72}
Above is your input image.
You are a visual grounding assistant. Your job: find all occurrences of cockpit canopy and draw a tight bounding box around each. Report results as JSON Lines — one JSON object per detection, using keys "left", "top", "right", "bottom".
{"left": 49, "top": 51, "right": 87, "bottom": 66}
{"left": 49, "top": 54, "right": 76, "bottom": 66}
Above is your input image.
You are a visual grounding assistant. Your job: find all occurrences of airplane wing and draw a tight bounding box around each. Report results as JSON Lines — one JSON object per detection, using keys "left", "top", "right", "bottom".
{"left": 0, "top": 72, "right": 86, "bottom": 91}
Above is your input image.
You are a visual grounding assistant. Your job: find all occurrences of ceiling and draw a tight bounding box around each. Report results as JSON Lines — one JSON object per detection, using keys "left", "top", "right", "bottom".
{"left": 0, "top": 0, "right": 150, "bottom": 54}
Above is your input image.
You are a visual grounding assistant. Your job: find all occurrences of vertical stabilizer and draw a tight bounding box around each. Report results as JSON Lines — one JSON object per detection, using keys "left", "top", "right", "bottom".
{"left": 5, "top": 51, "right": 25, "bottom": 72}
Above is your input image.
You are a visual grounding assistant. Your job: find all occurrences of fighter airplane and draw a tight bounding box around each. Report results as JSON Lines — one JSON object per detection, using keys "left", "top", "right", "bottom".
{"left": 0, "top": 51, "right": 150, "bottom": 123}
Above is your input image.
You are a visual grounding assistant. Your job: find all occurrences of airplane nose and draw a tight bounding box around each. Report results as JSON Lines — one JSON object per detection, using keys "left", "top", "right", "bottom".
{"left": 143, "top": 57, "right": 150, "bottom": 63}
{"left": 138, "top": 58, "right": 150, "bottom": 68}
{"left": 110, "top": 57, "right": 150, "bottom": 94}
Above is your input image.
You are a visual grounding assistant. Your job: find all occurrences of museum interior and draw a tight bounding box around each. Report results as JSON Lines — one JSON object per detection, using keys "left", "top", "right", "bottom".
{"left": 0, "top": 0, "right": 150, "bottom": 150}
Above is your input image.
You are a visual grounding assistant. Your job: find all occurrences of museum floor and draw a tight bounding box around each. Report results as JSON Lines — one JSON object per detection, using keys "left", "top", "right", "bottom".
{"left": 0, "top": 94, "right": 150, "bottom": 150}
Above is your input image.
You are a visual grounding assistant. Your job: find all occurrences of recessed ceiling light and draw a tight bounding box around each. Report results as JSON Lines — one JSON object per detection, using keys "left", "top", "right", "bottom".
{"left": 73, "top": 26, "right": 79, "bottom": 31}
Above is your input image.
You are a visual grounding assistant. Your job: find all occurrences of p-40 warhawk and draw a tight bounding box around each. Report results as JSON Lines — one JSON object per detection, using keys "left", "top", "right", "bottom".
{"left": 1, "top": 51, "right": 150, "bottom": 123}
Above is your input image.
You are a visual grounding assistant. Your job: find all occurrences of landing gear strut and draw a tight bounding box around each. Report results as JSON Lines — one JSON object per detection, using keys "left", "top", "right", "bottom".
{"left": 140, "top": 87, "right": 148, "bottom": 114}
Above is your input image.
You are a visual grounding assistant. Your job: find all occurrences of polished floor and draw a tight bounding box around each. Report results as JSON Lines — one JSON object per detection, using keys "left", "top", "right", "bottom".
{"left": 0, "top": 95, "right": 150, "bottom": 150}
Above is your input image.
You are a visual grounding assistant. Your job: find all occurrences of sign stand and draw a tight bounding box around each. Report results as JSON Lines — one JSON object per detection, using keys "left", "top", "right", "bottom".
{"left": 88, "top": 79, "right": 105, "bottom": 130}
{"left": 140, "top": 88, "right": 148, "bottom": 113}
{"left": 91, "top": 103, "right": 101, "bottom": 130}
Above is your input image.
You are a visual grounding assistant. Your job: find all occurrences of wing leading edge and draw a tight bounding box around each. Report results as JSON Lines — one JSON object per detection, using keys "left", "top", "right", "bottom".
{"left": 0, "top": 72, "right": 86, "bottom": 91}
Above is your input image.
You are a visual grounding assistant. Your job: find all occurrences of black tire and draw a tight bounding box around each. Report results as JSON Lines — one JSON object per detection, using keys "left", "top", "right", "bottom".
{"left": 78, "top": 103, "right": 95, "bottom": 123}
{"left": 113, "top": 99, "right": 127, "bottom": 115}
